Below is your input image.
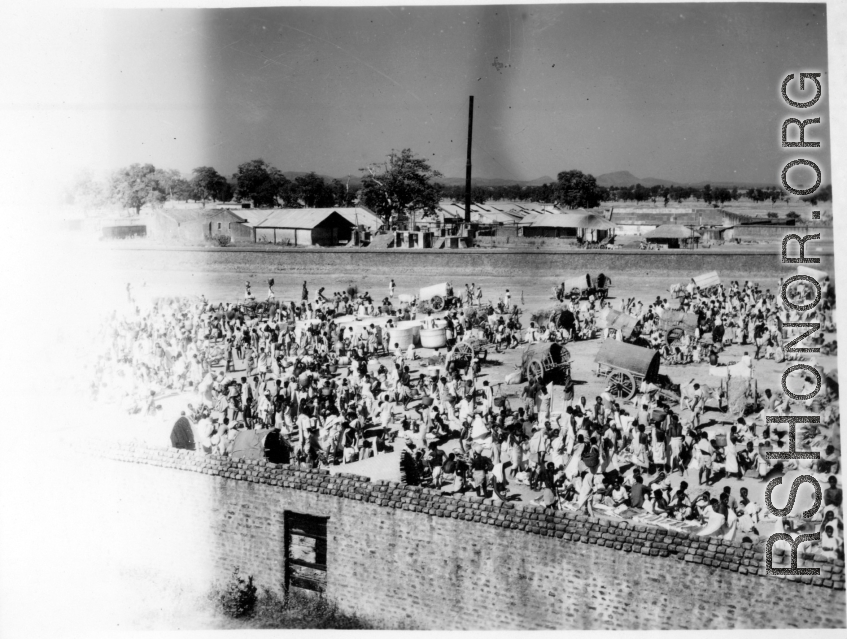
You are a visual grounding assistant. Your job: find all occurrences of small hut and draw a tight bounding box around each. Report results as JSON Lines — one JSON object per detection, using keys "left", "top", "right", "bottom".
{"left": 644, "top": 224, "right": 701, "bottom": 249}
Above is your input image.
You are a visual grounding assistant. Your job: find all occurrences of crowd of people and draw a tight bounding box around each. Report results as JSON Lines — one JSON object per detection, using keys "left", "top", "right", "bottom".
{"left": 88, "top": 274, "right": 842, "bottom": 560}
{"left": 545, "top": 277, "right": 836, "bottom": 368}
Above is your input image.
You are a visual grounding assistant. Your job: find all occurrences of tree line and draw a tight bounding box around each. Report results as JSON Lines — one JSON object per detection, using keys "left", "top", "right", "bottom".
{"left": 66, "top": 150, "right": 832, "bottom": 223}
{"left": 440, "top": 181, "right": 832, "bottom": 208}
{"left": 65, "top": 163, "right": 357, "bottom": 215}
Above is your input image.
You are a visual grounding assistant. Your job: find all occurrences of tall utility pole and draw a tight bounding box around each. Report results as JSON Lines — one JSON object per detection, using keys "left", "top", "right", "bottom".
{"left": 464, "top": 95, "right": 474, "bottom": 225}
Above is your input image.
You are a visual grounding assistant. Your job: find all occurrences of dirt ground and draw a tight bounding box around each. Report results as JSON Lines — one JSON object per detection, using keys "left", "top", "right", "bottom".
{"left": 34, "top": 240, "right": 836, "bottom": 543}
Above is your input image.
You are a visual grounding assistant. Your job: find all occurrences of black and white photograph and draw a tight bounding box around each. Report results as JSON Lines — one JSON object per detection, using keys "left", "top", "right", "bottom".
{"left": 0, "top": 0, "right": 845, "bottom": 633}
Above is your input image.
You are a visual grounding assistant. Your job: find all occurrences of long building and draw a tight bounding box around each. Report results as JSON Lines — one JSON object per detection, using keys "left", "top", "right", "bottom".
{"left": 251, "top": 209, "right": 356, "bottom": 246}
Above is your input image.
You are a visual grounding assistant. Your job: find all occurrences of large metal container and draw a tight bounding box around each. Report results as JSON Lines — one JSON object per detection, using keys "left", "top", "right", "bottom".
{"left": 387, "top": 326, "right": 416, "bottom": 350}
{"left": 420, "top": 327, "right": 447, "bottom": 349}
{"left": 396, "top": 320, "right": 422, "bottom": 345}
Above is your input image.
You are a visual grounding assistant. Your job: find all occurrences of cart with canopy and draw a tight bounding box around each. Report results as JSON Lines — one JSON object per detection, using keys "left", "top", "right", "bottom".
{"left": 521, "top": 342, "right": 572, "bottom": 385}
{"left": 594, "top": 341, "right": 661, "bottom": 399}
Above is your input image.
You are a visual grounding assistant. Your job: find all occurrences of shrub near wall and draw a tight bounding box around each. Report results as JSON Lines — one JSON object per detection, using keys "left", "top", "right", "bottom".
{"left": 74, "top": 440, "right": 846, "bottom": 630}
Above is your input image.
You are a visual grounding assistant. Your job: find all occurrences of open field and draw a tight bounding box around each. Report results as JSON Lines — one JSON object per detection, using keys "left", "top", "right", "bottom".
{"left": 43, "top": 242, "right": 839, "bottom": 527}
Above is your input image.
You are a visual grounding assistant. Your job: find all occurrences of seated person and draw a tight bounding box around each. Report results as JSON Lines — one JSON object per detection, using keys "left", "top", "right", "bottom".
{"left": 627, "top": 475, "right": 649, "bottom": 509}
{"left": 818, "top": 446, "right": 841, "bottom": 476}
{"left": 667, "top": 482, "right": 692, "bottom": 520}
{"left": 737, "top": 486, "right": 763, "bottom": 535}
{"left": 651, "top": 488, "right": 671, "bottom": 515}
{"left": 819, "top": 525, "right": 843, "bottom": 561}
{"left": 824, "top": 475, "right": 843, "bottom": 517}
{"left": 695, "top": 498, "right": 727, "bottom": 537}
{"left": 607, "top": 478, "right": 629, "bottom": 509}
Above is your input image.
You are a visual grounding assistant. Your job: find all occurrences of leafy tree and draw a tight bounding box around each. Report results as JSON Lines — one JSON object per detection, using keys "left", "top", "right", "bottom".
{"left": 767, "top": 212, "right": 778, "bottom": 219}
{"left": 535, "top": 183, "right": 555, "bottom": 203}
{"left": 192, "top": 166, "right": 228, "bottom": 206}
{"left": 110, "top": 163, "right": 166, "bottom": 215}
{"left": 218, "top": 180, "right": 235, "bottom": 204}
{"left": 171, "top": 178, "right": 196, "bottom": 202}
{"left": 151, "top": 168, "right": 183, "bottom": 201}
{"left": 632, "top": 183, "right": 649, "bottom": 203}
{"left": 553, "top": 170, "right": 603, "bottom": 209}
{"left": 274, "top": 171, "right": 302, "bottom": 208}
{"left": 65, "top": 169, "right": 111, "bottom": 212}
{"left": 786, "top": 211, "right": 801, "bottom": 220}
{"left": 232, "top": 159, "right": 291, "bottom": 208}
{"left": 803, "top": 183, "right": 832, "bottom": 206}
{"left": 359, "top": 149, "right": 443, "bottom": 226}
{"left": 331, "top": 179, "right": 356, "bottom": 207}
{"left": 294, "top": 172, "right": 336, "bottom": 208}
{"left": 702, "top": 184, "right": 713, "bottom": 205}
{"left": 471, "top": 186, "right": 490, "bottom": 204}
{"left": 713, "top": 187, "right": 732, "bottom": 205}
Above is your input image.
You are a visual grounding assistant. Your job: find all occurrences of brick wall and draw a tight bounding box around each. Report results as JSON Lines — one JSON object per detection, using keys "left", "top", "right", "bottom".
{"left": 726, "top": 225, "right": 835, "bottom": 241}
{"left": 71, "top": 440, "right": 846, "bottom": 630}
{"left": 92, "top": 245, "right": 836, "bottom": 278}
{"left": 474, "top": 236, "right": 580, "bottom": 248}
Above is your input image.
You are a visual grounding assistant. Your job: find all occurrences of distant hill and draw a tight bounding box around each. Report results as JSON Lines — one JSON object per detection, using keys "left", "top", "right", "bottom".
{"left": 595, "top": 171, "right": 775, "bottom": 190}
{"left": 687, "top": 180, "right": 776, "bottom": 189}
{"left": 436, "top": 175, "right": 554, "bottom": 187}
{"left": 596, "top": 171, "right": 676, "bottom": 188}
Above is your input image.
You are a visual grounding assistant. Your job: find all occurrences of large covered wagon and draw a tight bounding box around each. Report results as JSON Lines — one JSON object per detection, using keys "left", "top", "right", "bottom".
{"left": 657, "top": 309, "right": 699, "bottom": 345}
{"left": 521, "top": 342, "right": 571, "bottom": 385}
{"left": 671, "top": 271, "right": 721, "bottom": 299}
{"left": 692, "top": 271, "right": 721, "bottom": 292}
{"left": 547, "top": 306, "right": 576, "bottom": 332}
{"left": 419, "top": 282, "right": 461, "bottom": 311}
{"left": 594, "top": 341, "right": 660, "bottom": 399}
{"left": 598, "top": 308, "right": 640, "bottom": 341}
{"left": 560, "top": 273, "right": 612, "bottom": 301}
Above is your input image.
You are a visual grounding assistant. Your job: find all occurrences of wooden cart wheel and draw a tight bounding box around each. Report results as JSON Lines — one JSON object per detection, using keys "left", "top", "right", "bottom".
{"left": 450, "top": 342, "right": 474, "bottom": 363}
{"left": 527, "top": 360, "right": 544, "bottom": 383}
{"left": 608, "top": 371, "right": 636, "bottom": 399}
{"left": 666, "top": 327, "right": 684, "bottom": 345}
{"left": 430, "top": 295, "right": 445, "bottom": 311}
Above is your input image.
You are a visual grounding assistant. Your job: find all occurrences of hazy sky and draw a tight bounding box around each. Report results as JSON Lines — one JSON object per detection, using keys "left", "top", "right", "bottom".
{"left": 15, "top": 3, "right": 832, "bottom": 186}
